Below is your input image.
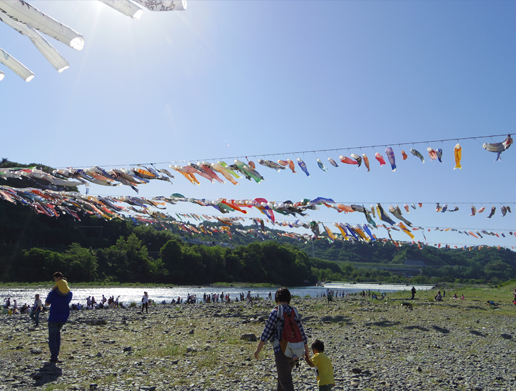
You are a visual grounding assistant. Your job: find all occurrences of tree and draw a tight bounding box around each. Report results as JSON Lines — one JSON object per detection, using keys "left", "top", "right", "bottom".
{"left": 62, "top": 243, "right": 98, "bottom": 282}
{"left": 97, "top": 234, "right": 153, "bottom": 282}
{"left": 16, "top": 248, "right": 64, "bottom": 282}
{"left": 160, "top": 239, "right": 184, "bottom": 282}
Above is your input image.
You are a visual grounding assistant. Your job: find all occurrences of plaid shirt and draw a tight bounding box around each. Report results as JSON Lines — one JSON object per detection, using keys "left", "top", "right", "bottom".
{"left": 260, "top": 304, "right": 308, "bottom": 353}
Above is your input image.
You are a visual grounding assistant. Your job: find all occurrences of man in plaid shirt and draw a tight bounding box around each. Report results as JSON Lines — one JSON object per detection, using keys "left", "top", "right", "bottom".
{"left": 254, "top": 287, "right": 309, "bottom": 391}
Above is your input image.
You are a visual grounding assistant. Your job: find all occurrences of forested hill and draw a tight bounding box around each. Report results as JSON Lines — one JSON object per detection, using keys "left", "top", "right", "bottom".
{"left": 1, "top": 193, "right": 516, "bottom": 285}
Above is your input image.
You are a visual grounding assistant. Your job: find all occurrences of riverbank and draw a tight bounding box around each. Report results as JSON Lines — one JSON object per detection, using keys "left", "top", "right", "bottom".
{"left": 1, "top": 294, "right": 515, "bottom": 390}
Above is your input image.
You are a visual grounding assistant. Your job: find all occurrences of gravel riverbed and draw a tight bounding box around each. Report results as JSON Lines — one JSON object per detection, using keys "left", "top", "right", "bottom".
{"left": 1, "top": 297, "right": 515, "bottom": 391}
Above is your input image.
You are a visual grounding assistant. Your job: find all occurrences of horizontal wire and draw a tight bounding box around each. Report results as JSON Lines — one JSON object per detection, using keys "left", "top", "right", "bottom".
{"left": 55, "top": 133, "right": 511, "bottom": 169}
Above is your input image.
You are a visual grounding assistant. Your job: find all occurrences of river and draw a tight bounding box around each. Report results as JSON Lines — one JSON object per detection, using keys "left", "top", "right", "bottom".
{"left": 1, "top": 283, "right": 434, "bottom": 307}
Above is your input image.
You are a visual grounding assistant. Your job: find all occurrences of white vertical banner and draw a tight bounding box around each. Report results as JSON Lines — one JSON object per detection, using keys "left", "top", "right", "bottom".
{"left": 0, "top": 15, "right": 69, "bottom": 72}
{"left": 98, "top": 0, "right": 144, "bottom": 20}
{"left": 0, "top": 47, "right": 34, "bottom": 81}
{"left": 0, "top": 0, "right": 84, "bottom": 50}
{"left": 0, "top": 70, "right": 4, "bottom": 81}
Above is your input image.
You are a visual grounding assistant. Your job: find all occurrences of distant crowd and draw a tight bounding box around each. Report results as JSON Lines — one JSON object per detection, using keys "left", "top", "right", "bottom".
{"left": 5, "top": 286, "right": 515, "bottom": 316}
{"left": 2, "top": 288, "right": 387, "bottom": 315}
{"left": 320, "top": 289, "right": 386, "bottom": 302}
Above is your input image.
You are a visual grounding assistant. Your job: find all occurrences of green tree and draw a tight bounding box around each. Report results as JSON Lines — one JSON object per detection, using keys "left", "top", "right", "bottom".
{"left": 62, "top": 243, "right": 98, "bottom": 282}
{"left": 17, "top": 248, "right": 64, "bottom": 282}
{"left": 97, "top": 234, "right": 153, "bottom": 282}
{"left": 159, "top": 239, "right": 184, "bottom": 282}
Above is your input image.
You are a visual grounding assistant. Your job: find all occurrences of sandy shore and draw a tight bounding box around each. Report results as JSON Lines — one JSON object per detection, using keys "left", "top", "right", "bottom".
{"left": 0, "top": 296, "right": 515, "bottom": 391}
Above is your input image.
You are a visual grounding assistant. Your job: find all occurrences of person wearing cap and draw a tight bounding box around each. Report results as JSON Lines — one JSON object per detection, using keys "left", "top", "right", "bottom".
{"left": 45, "top": 274, "right": 73, "bottom": 363}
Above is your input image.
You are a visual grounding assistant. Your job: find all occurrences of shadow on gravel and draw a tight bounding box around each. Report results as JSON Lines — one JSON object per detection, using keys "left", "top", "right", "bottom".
{"left": 470, "top": 330, "right": 486, "bottom": 337}
{"left": 365, "top": 320, "right": 400, "bottom": 327}
{"left": 32, "top": 362, "right": 62, "bottom": 387}
{"left": 404, "top": 325, "right": 429, "bottom": 332}
{"left": 432, "top": 325, "right": 450, "bottom": 334}
{"left": 319, "top": 315, "right": 353, "bottom": 324}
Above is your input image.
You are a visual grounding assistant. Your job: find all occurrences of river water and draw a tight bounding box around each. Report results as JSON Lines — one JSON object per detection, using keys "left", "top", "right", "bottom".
{"left": 1, "top": 283, "right": 434, "bottom": 307}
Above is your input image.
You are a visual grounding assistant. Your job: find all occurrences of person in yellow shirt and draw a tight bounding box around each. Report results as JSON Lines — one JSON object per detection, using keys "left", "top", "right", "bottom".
{"left": 304, "top": 339, "right": 335, "bottom": 391}
{"left": 52, "top": 272, "right": 70, "bottom": 296}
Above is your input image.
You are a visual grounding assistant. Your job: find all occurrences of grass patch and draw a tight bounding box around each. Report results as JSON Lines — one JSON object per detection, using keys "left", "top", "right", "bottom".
{"left": 197, "top": 351, "right": 219, "bottom": 369}
{"left": 43, "top": 384, "right": 68, "bottom": 391}
{"left": 158, "top": 344, "right": 183, "bottom": 357}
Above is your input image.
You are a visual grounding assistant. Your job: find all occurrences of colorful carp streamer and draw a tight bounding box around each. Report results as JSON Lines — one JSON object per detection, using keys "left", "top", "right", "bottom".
{"left": 0, "top": 184, "right": 514, "bottom": 250}
{"left": 482, "top": 134, "right": 513, "bottom": 162}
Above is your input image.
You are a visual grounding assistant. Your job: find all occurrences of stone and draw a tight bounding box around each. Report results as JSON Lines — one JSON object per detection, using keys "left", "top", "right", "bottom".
{"left": 240, "top": 334, "right": 257, "bottom": 342}
{"left": 83, "top": 319, "right": 107, "bottom": 326}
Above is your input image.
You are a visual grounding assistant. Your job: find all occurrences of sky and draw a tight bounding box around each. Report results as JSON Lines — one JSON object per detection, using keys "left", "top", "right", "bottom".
{"left": 1, "top": 0, "right": 516, "bottom": 250}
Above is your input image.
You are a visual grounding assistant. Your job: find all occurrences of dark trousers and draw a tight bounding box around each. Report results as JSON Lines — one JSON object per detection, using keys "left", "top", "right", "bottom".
{"left": 48, "top": 322, "right": 65, "bottom": 361}
{"left": 274, "top": 351, "right": 295, "bottom": 391}
{"left": 141, "top": 302, "right": 148, "bottom": 313}
{"left": 30, "top": 309, "right": 41, "bottom": 326}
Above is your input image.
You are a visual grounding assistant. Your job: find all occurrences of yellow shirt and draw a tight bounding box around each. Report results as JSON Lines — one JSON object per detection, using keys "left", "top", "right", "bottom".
{"left": 53, "top": 279, "right": 70, "bottom": 294}
{"left": 311, "top": 352, "right": 334, "bottom": 386}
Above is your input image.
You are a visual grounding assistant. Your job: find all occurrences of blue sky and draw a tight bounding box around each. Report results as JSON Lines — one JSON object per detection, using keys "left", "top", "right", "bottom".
{"left": 1, "top": 0, "right": 516, "bottom": 249}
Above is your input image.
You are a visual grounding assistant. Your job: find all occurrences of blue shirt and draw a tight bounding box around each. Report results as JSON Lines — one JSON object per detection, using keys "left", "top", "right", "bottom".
{"left": 259, "top": 304, "right": 308, "bottom": 353}
{"left": 45, "top": 290, "right": 72, "bottom": 323}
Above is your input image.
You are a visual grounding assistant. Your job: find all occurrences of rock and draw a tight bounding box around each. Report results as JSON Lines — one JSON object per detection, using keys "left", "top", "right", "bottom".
{"left": 188, "top": 329, "right": 195, "bottom": 334}
{"left": 83, "top": 319, "right": 107, "bottom": 326}
{"left": 123, "top": 346, "right": 132, "bottom": 352}
{"left": 96, "top": 352, "right": 102, "bottom": 358}
{"left": 240, "top": 334, "right": 257, "bottom": 342}
{"left": 89, "top": 384, "right": 98, "bottom": 390}
{"left": 501, "top": 334, "right": 512, "bottom": 339}
{"left": 30, "top": 348, "right": 42, "bottom": 354}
